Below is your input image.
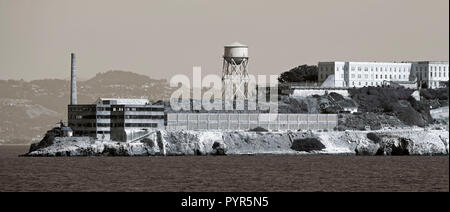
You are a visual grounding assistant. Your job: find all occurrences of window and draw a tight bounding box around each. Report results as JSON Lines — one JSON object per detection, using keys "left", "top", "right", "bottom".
{"left": 376, "top": 74, "right": 378, "bottom": 79}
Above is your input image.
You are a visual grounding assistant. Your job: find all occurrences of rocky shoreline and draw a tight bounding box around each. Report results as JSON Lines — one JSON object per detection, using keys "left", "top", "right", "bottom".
{"left": 24, "top": 129, "right": 449, "bottom": 156}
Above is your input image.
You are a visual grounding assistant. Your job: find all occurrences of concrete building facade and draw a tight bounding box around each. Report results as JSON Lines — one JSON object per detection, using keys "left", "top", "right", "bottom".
{"left": 68, "top": 98, "right": 165, "bottom": 142}
{"left": 413, "top": 61, "right": 449, "bottom": 89}
{"left": 318, "top": 61, "right": 449, "bottom": 89}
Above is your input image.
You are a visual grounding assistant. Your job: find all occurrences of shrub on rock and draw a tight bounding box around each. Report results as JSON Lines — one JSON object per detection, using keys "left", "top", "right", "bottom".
{"left": 290, "top": 138, "right": 325, "bottom": 152}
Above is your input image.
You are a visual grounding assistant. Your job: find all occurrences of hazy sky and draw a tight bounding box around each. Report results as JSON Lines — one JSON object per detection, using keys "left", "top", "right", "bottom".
{"left": 0, "top": 0, "right": 448, "bottom": 81}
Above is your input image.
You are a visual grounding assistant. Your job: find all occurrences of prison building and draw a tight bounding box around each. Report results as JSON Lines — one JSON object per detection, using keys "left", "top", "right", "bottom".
{"left": 68, "top": 98, "right": 165, "bottom": 142}
{"left": 318, "top": 61, "right": 415, "bottom": 88}
{"left": 318, "top": 61, "right": 449, "bottom": 89}
{"left": 166, "top": 113, "right": 337, "bottom": 131}
{"left": 413, "top": 61, "right": 449, "bottom": 89}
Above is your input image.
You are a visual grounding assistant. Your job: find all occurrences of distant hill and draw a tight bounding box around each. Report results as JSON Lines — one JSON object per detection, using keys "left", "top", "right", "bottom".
{"left": 0, "top": 70, "right": 174, "bottom": 144}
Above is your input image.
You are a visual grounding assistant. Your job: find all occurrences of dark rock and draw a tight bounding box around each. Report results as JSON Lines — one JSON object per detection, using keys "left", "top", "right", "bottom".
{"left": 212, "top": 141, "right": 226, "bottom": 155}
{"left": 328, "top": 92, "right": 345, "bottom": 101}
{"left": 367, "top": 132, "right": 382, "bottom": 144}
{"left": 290, "top": 138, "right": 325, "bottom": 152}
{"left": 28, "top": 133, "right": 55, "bottom": 153}
{"left": 141, "top": 138, "right": 155, "bottom": 148}
{"left": 391, "top": 138, "right": 410, "bottom": 155}
{"left": 249, "top": 127, "right": 268, "bottom": 132}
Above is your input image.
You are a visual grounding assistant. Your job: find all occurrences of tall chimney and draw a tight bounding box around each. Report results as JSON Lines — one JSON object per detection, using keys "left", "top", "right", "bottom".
{"left": 70, "top": 53, "right": 77, "bottom": 105}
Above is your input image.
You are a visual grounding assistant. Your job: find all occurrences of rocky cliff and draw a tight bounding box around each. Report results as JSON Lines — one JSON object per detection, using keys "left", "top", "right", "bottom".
{"left": 24, "top": 129, "right": 449, "bottom": 156}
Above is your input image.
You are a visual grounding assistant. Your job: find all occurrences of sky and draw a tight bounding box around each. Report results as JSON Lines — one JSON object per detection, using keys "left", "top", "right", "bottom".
{"left": 0, "top": 0, "right": 449, "bottom": 81}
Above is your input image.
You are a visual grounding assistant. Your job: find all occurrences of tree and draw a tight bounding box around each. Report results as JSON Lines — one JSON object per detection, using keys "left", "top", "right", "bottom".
{"left": 278, "top": 64, "right": 318, "bottom": 83}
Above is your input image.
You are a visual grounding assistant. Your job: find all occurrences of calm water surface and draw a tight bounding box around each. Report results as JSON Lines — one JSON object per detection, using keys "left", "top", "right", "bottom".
{"left": 0, "top": 146, "right": 448, "bottom": 192}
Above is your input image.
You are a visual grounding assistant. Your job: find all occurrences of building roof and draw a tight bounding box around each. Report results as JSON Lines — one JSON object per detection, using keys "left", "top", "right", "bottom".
{"left": 225, "top": 42, "right": 247, "bottom": 47}
{"left": 95, "top": 98, "right": 150, "bottom": 105}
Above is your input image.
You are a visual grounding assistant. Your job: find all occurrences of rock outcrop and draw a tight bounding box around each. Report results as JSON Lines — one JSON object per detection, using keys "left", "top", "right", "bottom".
{"left": 24, "top": 129, "right": 449, "bottom": 156}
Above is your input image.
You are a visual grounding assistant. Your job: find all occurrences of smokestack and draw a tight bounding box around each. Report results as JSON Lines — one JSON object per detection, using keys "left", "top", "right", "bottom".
{"left": 70, "top": 53, "right": 77, "bottom": 105}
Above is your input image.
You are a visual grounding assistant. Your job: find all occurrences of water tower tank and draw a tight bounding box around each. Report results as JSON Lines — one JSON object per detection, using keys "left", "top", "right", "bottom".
{"left": 224, "top": 42, "right": 248, "bottom": 64}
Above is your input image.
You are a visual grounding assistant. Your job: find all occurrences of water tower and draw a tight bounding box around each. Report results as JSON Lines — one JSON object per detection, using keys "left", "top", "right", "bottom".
{"left": 222, "top": 42, "right": 249, "bottom": 99}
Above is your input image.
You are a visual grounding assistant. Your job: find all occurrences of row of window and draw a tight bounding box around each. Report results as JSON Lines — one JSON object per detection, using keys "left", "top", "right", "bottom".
{"left": 99, "top": 121, "right": 162, "bottom": 127}
{"left": 74, "top": 131, "right": 110, "bottom": 135}
{"left": 350, "top": 81, "right": 386, "bottom": 86}
{"left": 351, "top": 74, "right": 408, "bottom": 80}
{"left": 349, "top": 66, "right": 410, "bottom": 73}
{"left": 111, "top": 107, "right": 164, "bottom": 112}
{"left": 415, "top": 66, "right": 448, "bottom": 73}
{"left": 69, "top": 115, "right": 164, "bottom": 120}
{"left": 70, "top": 122, "right": 160, "bottom": 128}
{"left": 321, "top": 66, "right": 411, "bottom": 73}
{"left": 125, "top": 123, "right": 158, "bottom": 128}
{"left": 321, "top": 73, "right": 409, "bottom": 80}
{"left": 415, "top": 70, "right": 448, "bottom": 79}
{"left": 429, "top": 71, "right": 447, "bottom": 78}
{"left": 69, "top": 107, "right": 164, "bottom": 112}
{"left": 321, "top": 65, "right": 448, "bottom": 74}
{"left": 429, "top": 66, "right": 448, "bottom": 72}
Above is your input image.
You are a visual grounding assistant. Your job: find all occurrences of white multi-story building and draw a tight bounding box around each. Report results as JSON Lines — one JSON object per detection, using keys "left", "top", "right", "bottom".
{"left": 318, "top": 61, "right": 449, "bottom": 89}
{"left": 413, "top": 61, "right": 449, "bottom": 89}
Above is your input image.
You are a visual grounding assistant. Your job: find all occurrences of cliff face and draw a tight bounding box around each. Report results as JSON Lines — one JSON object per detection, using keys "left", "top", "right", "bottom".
{"left": 24, "top": 129, "right": 449, "bottom": 156}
